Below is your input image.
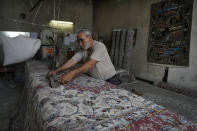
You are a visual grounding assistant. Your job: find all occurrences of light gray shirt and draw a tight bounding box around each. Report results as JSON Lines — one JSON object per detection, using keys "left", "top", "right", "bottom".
{"left": 71, "top": 40, "right": 116, "bottom": 80}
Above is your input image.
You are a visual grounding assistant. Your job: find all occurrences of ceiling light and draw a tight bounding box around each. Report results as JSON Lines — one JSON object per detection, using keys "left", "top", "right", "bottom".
{"left": 49, "top": 20, "right": 74, "bottom": 29}
{"left": 50, "top": 20, "right": 73, "bottom": 25}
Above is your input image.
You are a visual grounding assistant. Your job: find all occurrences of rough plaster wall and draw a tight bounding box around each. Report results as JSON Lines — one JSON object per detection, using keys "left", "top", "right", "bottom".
{"left": 93, "top": 0, "right": 197, "bottom": 89}
{"left": 168, "top": 0, "right": 197, "bottom": 89}
{"left": 93, "top": 0, "right": 165, "bottom": 82}
{"left": 0, "top": 0, "right": 93, "bottom": 32}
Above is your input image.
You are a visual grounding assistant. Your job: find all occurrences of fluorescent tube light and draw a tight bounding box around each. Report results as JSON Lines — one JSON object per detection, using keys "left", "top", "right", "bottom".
{"left": 49, "top": 20, "right": 74, "bottom": 30}
{"left": 50, "top": 20, "right": 73, "bottom": 25}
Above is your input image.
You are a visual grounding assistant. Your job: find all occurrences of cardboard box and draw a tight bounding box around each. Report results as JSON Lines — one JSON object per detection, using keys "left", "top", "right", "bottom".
{"left": 41, "top": 46, "right": 54, "bottom": 59}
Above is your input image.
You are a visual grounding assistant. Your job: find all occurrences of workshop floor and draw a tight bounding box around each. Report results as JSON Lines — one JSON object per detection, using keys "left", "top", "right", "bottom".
{"left": 120, "top": 80, "right": 197, "bottom": 122}
{"left": 0, "top": 77, "right": 196, "bottom": 131}
{"left": 0, "top": 74, "right": 23, "bottom": 131}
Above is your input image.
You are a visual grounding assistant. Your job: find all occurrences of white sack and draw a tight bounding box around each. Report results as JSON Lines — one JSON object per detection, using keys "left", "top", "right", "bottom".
{"left": 0, "top": 35, "right": 41, "bottom": 66}
{"left": 0, "top": 39, "right": 4, "bottom": 65}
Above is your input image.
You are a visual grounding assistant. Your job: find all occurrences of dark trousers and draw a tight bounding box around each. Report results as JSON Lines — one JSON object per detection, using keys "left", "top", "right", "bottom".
{"left": 106, "top": 74, "right": 121, "bottom": 86}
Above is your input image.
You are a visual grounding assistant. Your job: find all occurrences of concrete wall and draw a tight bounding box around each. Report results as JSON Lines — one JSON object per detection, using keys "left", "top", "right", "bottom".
{"left": 168, "top": 0, "right": 197, "bottom": 89}
{"left": 0, "top": 0, "right": 93, "bottom": 32}
{"left": 93, "top": 0, "right": 164, "bottom": 82}
{"left": 93, "top": 0, "right": 197, "bottom": 89}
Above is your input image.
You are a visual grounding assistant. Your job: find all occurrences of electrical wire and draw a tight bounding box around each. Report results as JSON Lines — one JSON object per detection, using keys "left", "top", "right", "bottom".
{"left": 54, "top": 0, "right": 56, "bottom": 20}
{"left": 29, "top": 0, "right": 33, "bottom": 7}
{"left": 15, "top": 22, "right": 21, "bottom": 32}
{"left": 58, "top": 0, "right": 62, "bottom": 21}
{"left": 0, "top": 16, "right": 56, "bottom": 29}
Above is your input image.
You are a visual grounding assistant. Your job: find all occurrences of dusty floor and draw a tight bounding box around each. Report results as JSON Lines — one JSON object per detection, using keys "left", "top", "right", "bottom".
{"left": 120, "top": 80, "right": 197, "bottom": 121}
{"left": 0, "top": 74, "right": 23, "bottom": 131}
{"left": 0, "top": 75, "right": 196, "bottom": 131}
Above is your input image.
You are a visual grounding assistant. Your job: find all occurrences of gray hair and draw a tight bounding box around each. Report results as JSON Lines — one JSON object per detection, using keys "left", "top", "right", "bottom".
{"left": 76, "top": 28, "right": 92, "bottom": 37}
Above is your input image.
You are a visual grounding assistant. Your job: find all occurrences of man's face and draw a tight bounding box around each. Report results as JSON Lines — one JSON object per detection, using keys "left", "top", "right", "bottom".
{"left": 77, "top": 32, "right": 91, "bottom": 50}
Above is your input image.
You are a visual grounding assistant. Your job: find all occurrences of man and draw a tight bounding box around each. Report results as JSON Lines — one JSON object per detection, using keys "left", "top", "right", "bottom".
{"left": 48, "top": 29, "right": 121, "bottom": 85}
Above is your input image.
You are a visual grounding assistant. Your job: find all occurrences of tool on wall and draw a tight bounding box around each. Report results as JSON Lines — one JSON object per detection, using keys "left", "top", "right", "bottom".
{"left": 162, "top": 67, "right": 169, "bottom": 82}
{"left": 29, "top": 0, "right": 45, "bottom": 13}
{"left": 19, "top": 0, "right": 45, "bottom": 22}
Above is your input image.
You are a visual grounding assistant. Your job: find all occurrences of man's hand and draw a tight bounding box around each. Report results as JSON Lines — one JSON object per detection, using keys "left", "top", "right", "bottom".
{"left": 60, "top": 59, "right": 97, "bottom": 84}
{"left": 48, "top": 70, "right": 57, "bottom": 77}
{"left": 61, "top": 71, "right": 75, "bottom": 83}
{"left": 47, "top": 59, "right": 77, "bottom": 78}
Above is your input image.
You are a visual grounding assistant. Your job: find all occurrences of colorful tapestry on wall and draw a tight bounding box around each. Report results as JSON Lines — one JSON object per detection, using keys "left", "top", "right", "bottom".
{"left": 148, "top": 0, "right": 193, "bottom": 66}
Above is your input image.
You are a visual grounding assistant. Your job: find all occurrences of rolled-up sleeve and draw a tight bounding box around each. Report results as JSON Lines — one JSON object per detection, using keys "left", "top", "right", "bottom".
{"left": 71, "top": 51, "right": 83, "bottom": 62}
{"left": 90, "top": 44, "right": 106, "bottom": 62}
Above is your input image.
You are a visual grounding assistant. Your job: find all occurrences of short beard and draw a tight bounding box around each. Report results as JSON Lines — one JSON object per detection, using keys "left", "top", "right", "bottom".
{"left": 81, "top": 44, "right": 90, "bottom": 50}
